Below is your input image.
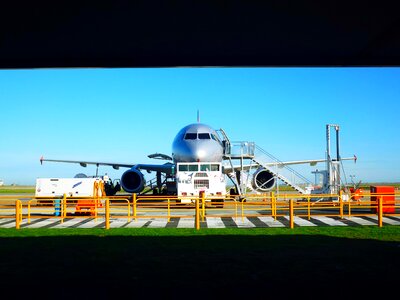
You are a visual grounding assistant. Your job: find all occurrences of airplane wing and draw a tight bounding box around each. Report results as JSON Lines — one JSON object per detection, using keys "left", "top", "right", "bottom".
{"left": 222, "top": 155, "right": 357, "bottom": 173}
{"left": 40, "top": 156, "right": 175, "bottom": 174}
{"left": 40, "top": 156, "right": 133, "bottom": 170}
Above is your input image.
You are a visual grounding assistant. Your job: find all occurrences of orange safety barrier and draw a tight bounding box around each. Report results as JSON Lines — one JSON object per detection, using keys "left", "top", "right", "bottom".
{"left": 75, "top": 199, "right": 103, "bottom": 216}
{"left": 75, "top": 180, "right": 105, "bottom": 215}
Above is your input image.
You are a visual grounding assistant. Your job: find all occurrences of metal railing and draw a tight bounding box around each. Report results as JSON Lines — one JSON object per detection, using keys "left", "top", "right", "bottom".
{"left": 1, "top": 191, "right": 399, "bottom": 230}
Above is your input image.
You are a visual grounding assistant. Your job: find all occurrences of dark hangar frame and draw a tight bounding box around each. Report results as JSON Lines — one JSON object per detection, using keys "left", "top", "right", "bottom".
{"left": 0, "top": 1, "right": 399, "bottom": 69}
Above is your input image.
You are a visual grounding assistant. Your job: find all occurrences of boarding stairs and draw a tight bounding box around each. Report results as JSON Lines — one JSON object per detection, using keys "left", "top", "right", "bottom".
{"left": 252, "top": 145, "right": 312, "bottom": 194}
{"left": 217, "top": 129, "right": 313, "bottom": 195}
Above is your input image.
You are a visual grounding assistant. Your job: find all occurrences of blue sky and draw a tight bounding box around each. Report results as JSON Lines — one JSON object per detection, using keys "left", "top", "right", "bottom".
{"left": 0, "top": 67, "right": 399, "bottom": 185}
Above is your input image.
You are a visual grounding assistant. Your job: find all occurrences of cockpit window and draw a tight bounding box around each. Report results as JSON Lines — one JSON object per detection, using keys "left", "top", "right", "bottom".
{"left": 184, "top": 133, "right": 197, "bottom": 140}
{"left": 198, "top": 133, "right": 210, "bottom": 139}
{"left": 211, "top": 134, "right": 219, "bottom": 142}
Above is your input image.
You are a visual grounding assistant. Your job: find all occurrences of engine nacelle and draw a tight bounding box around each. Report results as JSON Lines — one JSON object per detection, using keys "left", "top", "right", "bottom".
{"left": 120, "top": 168, "right": 145, "bottom": 193}
{"left": 251, "top": 168, "right": 275, "bottom": 192}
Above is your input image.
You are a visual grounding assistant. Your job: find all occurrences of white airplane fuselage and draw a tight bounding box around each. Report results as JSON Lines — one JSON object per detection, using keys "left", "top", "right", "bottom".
{"left": 171, "top": 123, "right": 226, "bottom": 199}
{"left": 172, "top": 123, "right": 224, "bottom": 163}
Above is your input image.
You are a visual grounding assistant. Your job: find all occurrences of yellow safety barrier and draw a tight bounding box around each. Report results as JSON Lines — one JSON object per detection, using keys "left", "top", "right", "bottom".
{"left": 289, "top": 199, "right": 294, "bottom": 229}
{"left": 0, "top": 191, "right": 399, "bottom": 230}
{"left": 105, "top": 198, "right": 110, "bottom": 229}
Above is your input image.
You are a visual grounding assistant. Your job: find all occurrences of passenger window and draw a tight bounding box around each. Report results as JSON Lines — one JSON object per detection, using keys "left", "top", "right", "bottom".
{"left": 198, "top": 133, "right": 210, "bottom": 139}
{"left": 184, "top": 133, "right": 197, "bottom": 140}
{"left": 179, "top": 164, "right": 189, "bottom": 171}
{"left": 200, "top": 164, "right": 211, "bottom": 171}
{"left": 189, "top": 165, "right": 199, "bottom": 171}
{"left": 211, "top": 164, "right": 219, "bottom": 171}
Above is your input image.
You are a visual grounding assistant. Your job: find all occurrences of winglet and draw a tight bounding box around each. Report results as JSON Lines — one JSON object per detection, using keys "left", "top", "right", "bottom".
{"left": 354, "top": 155, "right": 357, "bottom": 163}
{"left": 40, "top": 156, "right": 44, "bottom": 165}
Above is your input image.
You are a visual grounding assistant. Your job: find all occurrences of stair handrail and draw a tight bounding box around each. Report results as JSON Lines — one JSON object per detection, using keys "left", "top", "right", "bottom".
{"left": 255, "top": 145, "right": 312, "bottom": 184}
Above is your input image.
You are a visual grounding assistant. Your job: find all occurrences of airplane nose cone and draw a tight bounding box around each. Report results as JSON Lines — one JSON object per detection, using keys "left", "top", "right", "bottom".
{"left": 196, "top": 149, "right": 206, "bottom": 160}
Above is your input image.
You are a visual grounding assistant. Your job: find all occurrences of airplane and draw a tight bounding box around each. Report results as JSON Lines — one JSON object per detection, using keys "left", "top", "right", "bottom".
{"left": 40, "top": 122, "right": 357, "bottom": 198}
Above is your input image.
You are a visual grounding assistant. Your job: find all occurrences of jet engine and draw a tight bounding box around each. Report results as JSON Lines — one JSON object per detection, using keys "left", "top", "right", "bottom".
{"left": 251, "top": 168, "right": 276, "bottom": 192}
{"left": 120, "top": 168, "right": 145, "bottom": 193}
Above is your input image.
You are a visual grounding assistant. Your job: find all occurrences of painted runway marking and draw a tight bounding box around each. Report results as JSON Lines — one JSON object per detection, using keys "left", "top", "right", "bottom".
{"left": 21, "top": 218, "right": 61, "bottom": 228}
{"left": 123, "top": 219, "right": 151, "bottom": 228}
{"left": 234, "top": 217, "right": 257, "bottom": 228}
{"left": 0, "top": 218, "right": 17, "bottom": 226}
{"left": 205, "top": 217, "right": 226, "bottom": 228}
{"left": 311, "top": 216, "right": 347, "bottom": 226}
{"left": 340, "top": 216, "right": 376, "bottom": 226}
{"left": 257, "top": 216, "right": 285, "bottom": 227}
{"left": 52, "top": 218, "right": 91, "bottom": 228}
{"left": 283, "top": 216, "right": 317, "bottom": 227}
{"left": 177, "top": 218, "right": 194, "bottom": 228}
{"left": 147, "top": 219, "right": 169, "bottom": 228}
{"left": 367, "top": 215, "right": 400, "bottom": 225}
{"left": 1, "top": 215, "right": 400, "bottom": 228}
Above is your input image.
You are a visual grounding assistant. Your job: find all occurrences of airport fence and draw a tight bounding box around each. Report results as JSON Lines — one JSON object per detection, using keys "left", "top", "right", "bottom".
{"left": 0, "top": 191, "right": 399, "bottom": 230}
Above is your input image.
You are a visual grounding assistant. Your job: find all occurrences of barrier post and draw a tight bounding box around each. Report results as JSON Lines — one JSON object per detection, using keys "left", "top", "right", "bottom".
{"left": 241, "top": 198, "right": 245, "bottom": 222}
{"left": 61, "top": 194, "right": 66, "bottom": 224}
{"left": 105, "top": 198, "right": 110, "bottom": 229}
{"left": 167, "top": 198, "right": 170, "bottom": 222}
{"left": 378, "top": 196, "right": 383, "bottom": 228}
{"left": 270, "top": 192, "right": 275, "bottom": 218}
{"left": 15, "top": 200, "right": 21, "bottom": 229}
{"left": 201, "top": 192, "right": 205, "bottom": 222}
{"left": 28, "top": 200, "right": 31, "bottom": 224}
{"left": 63, "top": 195, "right": 67, "bottom": 220}
{"left": 132, "top": 193, "right": 137, "bottom": 221}
{"left": 195, "top": 195, "right": 201, "bottom": 230}
{"left": 234, "top": 199, "right": 238, "bottom": 221}
{"left": 127, "top": 199, "right": 131, "bottom": 223}
{"left": 289, "top": 199, "right": 294, "bottom": 229}
{"left": 307, "top": 196, "right": 311, "bottom": 220}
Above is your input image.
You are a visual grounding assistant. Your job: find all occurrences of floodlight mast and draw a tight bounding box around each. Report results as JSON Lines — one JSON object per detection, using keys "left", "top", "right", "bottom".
{"left": 326, "top": 124, "right": 341, "bottom": 194}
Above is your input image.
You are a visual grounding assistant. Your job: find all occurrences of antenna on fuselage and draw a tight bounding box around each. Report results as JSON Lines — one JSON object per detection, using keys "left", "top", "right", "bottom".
{"left": 197, "top": 109, "right": 200, "bottom": 123}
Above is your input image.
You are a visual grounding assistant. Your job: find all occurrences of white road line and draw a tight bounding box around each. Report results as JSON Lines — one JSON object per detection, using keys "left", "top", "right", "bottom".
{"left": 78, "top": 219, "right": 105, "bottom": 228}
{"left": 206, "top": 217, "right": 226, "bottom": 228}
{"left": 1, "top": 219, "right": 16, "bottom": 228}
{"left": 312, "top": 216, "right": 347, "bottom": 226}
{"left": 177, "top": 218, "right": 194, "bottom": 228}
{"left": 258, "top": 216, "right": 285, "bottom": 227}
{"left": 24, "top": 219, "right": 61, "bottom": 228}
{"left": 342, "top": 216, "right": 376, "bottom": 226}
{"left": 2, "top": 215, "right": 400, "bottom": 229}
{"left": 124, "top": 219, "right": 151, "bottom": 228}
{"left": 382, "top": 216, "right": 400, "bottom": 225}
{"left": 234, "top": 217, "right": 256, "bottom": 228}
{"left": 147, "top": 219, "right": 169, "bottom": 228}
{"left": 52, "top": 218, "right": 89, "bottom": 228}
{"left": 387, "top": 216, "right": 400, "bottom": 222}
{"left": 367, "top": 215, "right": 400, "bottom": 225}
{"left": 283, "top": 216, "right": 317, "bottom": 227}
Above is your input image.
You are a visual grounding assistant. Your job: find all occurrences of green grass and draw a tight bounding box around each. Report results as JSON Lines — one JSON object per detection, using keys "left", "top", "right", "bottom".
{"left": 1, "top": 225, "right": 400, "bottom": 240}
{"left": 0, "top": 185, "right": 35, "bottom": 194}
{"left": 0, "top": 226, "right": 399, "bottom": 297}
